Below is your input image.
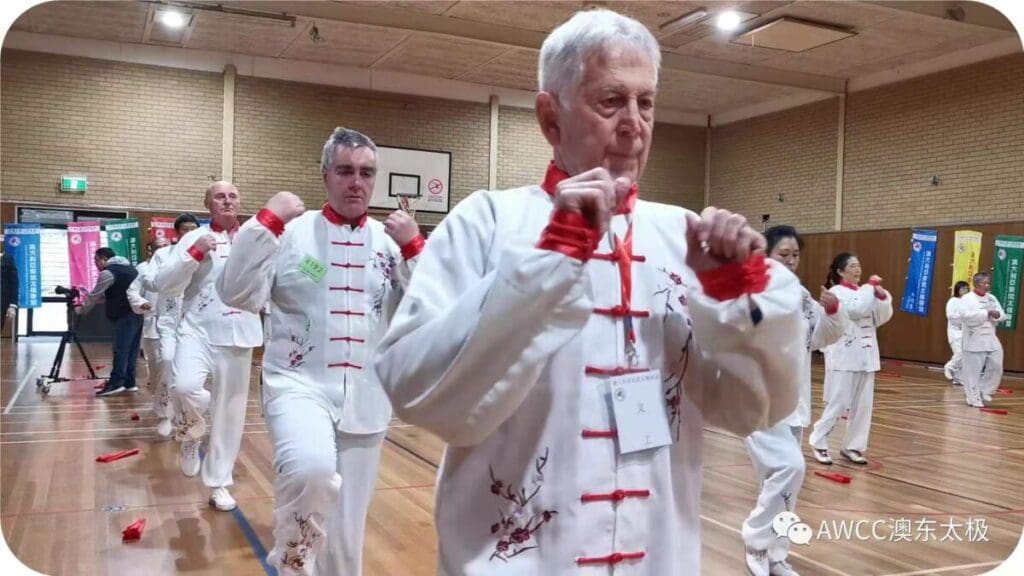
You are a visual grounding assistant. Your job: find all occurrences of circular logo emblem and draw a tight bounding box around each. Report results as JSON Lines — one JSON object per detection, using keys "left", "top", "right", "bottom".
{"left": 110, "top": 232, "right": 122, "bottom": 242}
{"left": 70, "top": 234, "right": 82, "bottom": 245}
{"left": 7, "top": 236, "right": 20, "bottom": 247}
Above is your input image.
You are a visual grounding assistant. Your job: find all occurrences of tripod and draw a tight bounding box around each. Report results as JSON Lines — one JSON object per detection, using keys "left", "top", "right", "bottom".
{"left": 36, "top": 299, "right": 98, "bottom": 395}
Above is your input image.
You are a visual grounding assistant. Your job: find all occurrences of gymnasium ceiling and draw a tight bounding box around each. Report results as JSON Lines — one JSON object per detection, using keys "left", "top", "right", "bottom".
{"left": 6, "top": 1, "right": 1022, "bottom": 122}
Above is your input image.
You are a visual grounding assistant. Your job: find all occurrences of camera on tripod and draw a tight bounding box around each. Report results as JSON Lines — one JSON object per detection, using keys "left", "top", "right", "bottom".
{"left": 54, "top": 285, "right": 81, "bottom": 303}
{"left": 35, "top": 284, "right": 97, "bottom": 394}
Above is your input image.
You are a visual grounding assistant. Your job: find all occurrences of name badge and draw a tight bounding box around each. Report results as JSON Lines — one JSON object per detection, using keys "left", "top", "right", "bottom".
{"left": 298, "top": 255, "right": 327, "bottom": 283}
{"left": 609, "top": 370, "right": 673, "bottom": 454}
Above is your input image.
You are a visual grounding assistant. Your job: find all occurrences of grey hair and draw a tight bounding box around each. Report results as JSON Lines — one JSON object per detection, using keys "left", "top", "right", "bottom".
{"left": 538, "top": 9, "right": 661, "bottom": 103}
{"left": 973, "top": 271, "right": 992, "bottom": 283}
{"left": 321, "top": 127, "right": 377, "bottom": 174}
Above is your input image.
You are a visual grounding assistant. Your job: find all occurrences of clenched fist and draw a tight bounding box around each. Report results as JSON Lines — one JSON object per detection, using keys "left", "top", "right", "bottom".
{"left": 265, "top": 191, "right": 306, "bottom": 224}
{"left": 192, "top": 234, "right": 217, "bottom": 255}
{"left": 685, "top": 207, "right": 766, "bottom": 273}
{"left": 819, "top": 286, "right": 839, "bottom": 311}
{"left": 384, "top": 210, "right": 420, "bottom": 246}
{"left": 553, "top": 167, "right": 631, "bottom": 235}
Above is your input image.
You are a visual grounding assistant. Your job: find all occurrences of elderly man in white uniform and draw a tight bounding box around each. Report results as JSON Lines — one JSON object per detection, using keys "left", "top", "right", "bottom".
{"left": 134, "top": 237, "right": 172, "bottom": 434}
{"left": 152, "top": 182, "right": 263, "bottom": 511}
{"left": 374, "top": 9, "right": 804, "bottom": 575}
{"left": 958, "top": 272, "right": 1005, "bottom": 407}
{"left": 218, "top": 127, "right": 424, "bottom": 575}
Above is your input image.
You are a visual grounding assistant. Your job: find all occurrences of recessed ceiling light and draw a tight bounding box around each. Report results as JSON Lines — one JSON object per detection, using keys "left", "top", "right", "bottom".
{"left": 716, "top": 11, "right": 742, "bottom": 31}
{"left": 159, "top": 10, "right": 186, "bottom": 29}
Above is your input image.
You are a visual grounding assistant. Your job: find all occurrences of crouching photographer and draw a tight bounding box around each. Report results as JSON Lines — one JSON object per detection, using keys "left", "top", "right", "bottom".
{"left": 78, "top": 247, "right": 151, "bottom": 397}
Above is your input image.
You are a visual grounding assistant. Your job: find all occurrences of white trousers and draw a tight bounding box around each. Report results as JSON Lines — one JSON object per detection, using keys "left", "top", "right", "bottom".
{"left": 809, "top": 370, "right": 875, "bottom": 453}
{"left": 142, "top": 337, "right": 172, "bottom": 419}
{"left": 944, "top": 338, "right": 963, "bottom": 383}
{"left": 743, "top": 421, "right": 805, "bottom": 561}
{"left": 265, "top": 392, "right": 386, "bottom": 576}
{"left": 170, "top": 332, "right": 253, "bottom": 488}
{"left": 963, "top": 347, "right": 1004, "bottom": 404}
{"left": 154, "top": 331, "right": 178, "bottom": 419}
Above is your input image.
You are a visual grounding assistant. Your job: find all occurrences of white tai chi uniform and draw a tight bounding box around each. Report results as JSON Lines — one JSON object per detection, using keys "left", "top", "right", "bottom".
{"left": 944, "top": 296, "right": 965, "bottom": 384}
{"left": 959, "top": 291, "right": 1005, "bottom": 404}
{"left": 809, "top": 281, "right": 892, "bottom": 454}
{"left": 374, "top": 166, "right": 804, "bottom": 575}
{"left": 152, "top": 223, "right": 262, "bottom": 488}
{"left": 743, "top": 287, "right": 846, "bottom": 561}
{"left": 138, "top": 246, "right": 185, "bottom": 421}
{"left": 135, "top": 258, "right": 162, "bottom": 389}
{"left": 218, "top": 207, "right": 422, "bottom": 575}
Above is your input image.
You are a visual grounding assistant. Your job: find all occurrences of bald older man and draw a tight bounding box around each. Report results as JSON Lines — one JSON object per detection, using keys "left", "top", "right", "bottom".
{"left": 152, "top": 181, "right": 263, "bottom": 511}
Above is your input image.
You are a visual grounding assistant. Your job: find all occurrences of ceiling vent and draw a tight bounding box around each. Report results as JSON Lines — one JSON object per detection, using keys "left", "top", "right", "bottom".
{"left": 732, "top": 17, "right": 855, "bottom": 52}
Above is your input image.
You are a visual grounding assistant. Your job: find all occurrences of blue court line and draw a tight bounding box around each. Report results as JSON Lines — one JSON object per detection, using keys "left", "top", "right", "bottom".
{"left": 200, "top": 448, "right": 277, "bottom": 576}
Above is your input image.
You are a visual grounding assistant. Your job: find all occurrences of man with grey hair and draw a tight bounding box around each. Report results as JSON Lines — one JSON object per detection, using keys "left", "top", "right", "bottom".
{"left": 958, "top": 271, "right": 1005, "bottom": 407}
{"left": 218, "top": 127, "right": 423, "bottom": 575}
{"left": 152, "top": 181, "right": 263, "bottom": 512}
{"left": 374, "top": 8, "right": 803, "bottom": 576}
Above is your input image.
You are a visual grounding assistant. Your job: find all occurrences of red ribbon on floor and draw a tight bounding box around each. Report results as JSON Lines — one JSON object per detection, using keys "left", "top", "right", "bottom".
{"left": 96, "top": 448, "right": 140, "bottom": 463}
{"left": 814, "top": 471, "right": 852, "bottom": 484}
{"left": 130, "top": 413, "right": 140, "bottom": 421}
{"left": 980, "top": 408, "right": 1008, "bottom": 416}
{"left": 122, "top": 518, "right": 146, "bottom": 541}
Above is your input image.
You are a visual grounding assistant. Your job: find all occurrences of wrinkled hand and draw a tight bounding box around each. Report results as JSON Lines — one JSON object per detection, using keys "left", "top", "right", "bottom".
{"left": 140, "top": 303, "right": 153, "bottom": 312}
{"left": 384, "top": 210, "right": 420, "bottom": 246}
{"left": 192, "top": 234, "right": 217, "bottom": 255}
{"left": 684, "top": 207, "right": 766, "bottom": 273}
{"left": 552, "top": 167, "right": 631, "bottom": 236}
{"left": 988, "top": 309, "right": 1001, "bottom": 320}
{"left": 869, "top": 274, "right": 885, "bottom": 296}
{"left": 819, "top": 287, "right": 839, "bottom": 310}
{"left": 265, "top": 191, "right": 306, "bottom": 224}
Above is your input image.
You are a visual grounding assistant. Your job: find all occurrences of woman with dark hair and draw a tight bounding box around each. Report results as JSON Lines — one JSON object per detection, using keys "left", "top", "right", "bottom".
{"left": 808, "top": 252, "right": 892, "bottom": 466}
{"left": 743, "top": 226, "right": 847, "bottom": 576}
{"left": 943, "top": 281, "right": 971, "bottom": 386}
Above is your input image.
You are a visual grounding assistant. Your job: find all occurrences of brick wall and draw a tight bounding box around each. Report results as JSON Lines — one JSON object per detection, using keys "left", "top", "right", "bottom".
{"left": 233, "top": 76, "right": 491, "bottom": 226}
{"left": 710, "top": 98, "right": 839, "bottom": 233}
{"left": 0, "top": 50, "right": 223, "bottom": 211}
{"left": 843, "top": 53, "right": 1024, "bottom": 230}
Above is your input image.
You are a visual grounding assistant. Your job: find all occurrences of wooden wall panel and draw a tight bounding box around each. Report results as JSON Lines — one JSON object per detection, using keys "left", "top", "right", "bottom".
{"left": 797, "top": 221, "right": 1024, "bottom": 372}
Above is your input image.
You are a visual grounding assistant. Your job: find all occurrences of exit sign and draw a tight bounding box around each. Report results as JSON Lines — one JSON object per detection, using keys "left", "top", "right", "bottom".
{"left": 60, "top": 175, "right": 88, "bottom": 193}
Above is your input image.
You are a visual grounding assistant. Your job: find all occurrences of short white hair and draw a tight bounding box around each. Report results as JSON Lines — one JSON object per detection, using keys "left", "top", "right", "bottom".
{"left": 538, "top": 9, "right": 661, "bottom": 103}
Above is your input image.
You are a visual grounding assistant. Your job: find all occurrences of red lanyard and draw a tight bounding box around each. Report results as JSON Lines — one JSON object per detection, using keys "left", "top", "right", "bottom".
{"left": 611, "top": 217, "right": 638, "bottom": 365}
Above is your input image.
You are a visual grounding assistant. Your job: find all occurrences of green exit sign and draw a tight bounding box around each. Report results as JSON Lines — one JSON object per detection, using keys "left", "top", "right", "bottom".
{"left": 60, "top": 175, "right": 88, "bottom": 193}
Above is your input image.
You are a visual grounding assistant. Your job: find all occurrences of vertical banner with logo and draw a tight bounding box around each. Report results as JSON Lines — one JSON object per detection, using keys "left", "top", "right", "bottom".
{"left": 105, "top": 218, "right": 141, "bottom": 264}
{"left": 952, "top": 230, "right": 983, "bottom": 291}
{"left": 992, "top": 235, "right": 1023, "bottom": 331}
{"left": 67, "top": 221, "right": 101, "bottom": 300}
{"left": 900, "top": 229, "right": 938, "bottom": 316}
{"left": 150, "top": 217, "right": 177, "bottom": 243}
{"left": 3, "top": 224, "right": 43, "bottom": 308}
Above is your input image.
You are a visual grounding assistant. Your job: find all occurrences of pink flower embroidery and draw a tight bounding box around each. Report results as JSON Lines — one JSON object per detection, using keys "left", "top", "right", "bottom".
{"left": 488, "top": 448, "right": 558, "bottom": 563}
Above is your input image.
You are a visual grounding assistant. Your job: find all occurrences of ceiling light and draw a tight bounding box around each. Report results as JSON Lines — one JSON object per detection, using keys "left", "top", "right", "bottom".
{"left": 716, "top": 11, "right": 742, "bottom": 31}
{"left": 159, "top": 10, "right": 186, "bottom": 29}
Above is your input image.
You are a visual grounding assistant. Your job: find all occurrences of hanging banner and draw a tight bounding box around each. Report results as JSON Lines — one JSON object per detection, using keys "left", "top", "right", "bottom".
{"left": 105, "top": 218, "right": 141, "bottom": 264}
{"left": 150, "top": 217, "right": 177, "bottom": 243}
{"left": 67, "top": 221, "right": 101, "bottom": 302}
{"left": 899, "top": 229, "right": 938, "bottom": 316}
{"left": 3, "top": 223, "right": 43, "bottom": 309}
{"left": 952, "top": 230, "right": 983, "bottom": 291}
{"left": 992, "top": 235, "right": 1023, "bottom": 331}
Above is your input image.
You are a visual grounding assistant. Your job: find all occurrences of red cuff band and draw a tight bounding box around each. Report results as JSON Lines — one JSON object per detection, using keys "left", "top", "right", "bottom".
{"left": 537, "top": 209, "right": 600, "bottom": 262}
{"left": 400, "top": 234, "right": 425, "bottom": 260}
{"left": 697, "top": 253, "right": 770, "bottom": 301}
{"left": 187, "top": 245, "right": 205, "bottom": 262}
{"left": 825, "top": 300, "right": 840, "bottom": 315}
{"left": 868, "top": 278, "right": 881, "bottom": 286}
{"left": 256, "top": 208, "right": 285, "bottom": 238}
{"left": 875, "top": 291, "right": 888, "bottom": 301}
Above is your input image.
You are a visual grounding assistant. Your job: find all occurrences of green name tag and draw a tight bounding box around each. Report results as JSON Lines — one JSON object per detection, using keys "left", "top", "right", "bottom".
{"left": 298, "top": 255, "right": 327, "bottom": 283}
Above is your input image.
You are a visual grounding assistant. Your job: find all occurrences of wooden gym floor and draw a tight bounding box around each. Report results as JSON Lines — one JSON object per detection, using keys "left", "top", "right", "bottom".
{"left": 2, "top": 339, "right": 1022, "bottom": 575}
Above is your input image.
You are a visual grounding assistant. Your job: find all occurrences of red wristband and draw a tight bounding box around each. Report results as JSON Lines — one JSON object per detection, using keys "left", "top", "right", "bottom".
{"left": 697, "top": 254, "right": 770, "bottom": 301}
{"left": 401, "top": 234, "right": 425, "bottom": 260}
{"left": 256, "top": 208, "right": 285, "bottom": 238}
{"left": 537, "top": 209, "right": 600, "bottom": 262}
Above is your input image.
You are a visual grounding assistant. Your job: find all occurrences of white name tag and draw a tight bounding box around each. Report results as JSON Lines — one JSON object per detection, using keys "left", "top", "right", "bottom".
{"left": 610, "top": 370, "right": 673, "bottom": 454}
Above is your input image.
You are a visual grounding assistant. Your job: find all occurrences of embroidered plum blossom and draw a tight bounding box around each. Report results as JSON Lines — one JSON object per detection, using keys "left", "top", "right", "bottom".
{"left": 371, "top": 251, "right": 399, "bottom": 320}
{"left": 287, "top": 320, "right": 315, "bottom": 369}
{"left": 280, "top": 513, "right": 322, "bottom": 571}
{"left": 489, "top": 448, "right": 558, "bottom": 563}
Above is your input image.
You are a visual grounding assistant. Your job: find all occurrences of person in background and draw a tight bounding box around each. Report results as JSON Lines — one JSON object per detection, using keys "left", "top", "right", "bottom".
{"left": 958, "top": 272, "right": 1005, "bottom": 408}
{"left": 1, "top": 250, "right": 18, "bottom": 330}
{"left": 943, "top": 281, "right": 970, "bottom": 386}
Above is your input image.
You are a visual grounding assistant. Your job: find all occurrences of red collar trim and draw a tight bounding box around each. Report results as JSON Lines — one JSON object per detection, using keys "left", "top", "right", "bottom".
{"left": 974, "top": 290, "right": 987, "bottom": 297}
{"left": 323, "top": 202, "right": 367, "bottom": 228}
{"left": 839, "top": 280, "right": 858, "bottom": 290}
{"left": 540, "top": 161, "right": 637, "bottom": 215}
{"left": 209, "top": 219, "right": 239, "bottom": 234}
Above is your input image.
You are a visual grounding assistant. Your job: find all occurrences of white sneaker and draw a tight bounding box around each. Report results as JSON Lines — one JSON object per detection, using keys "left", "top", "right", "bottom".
{"left": 156, "top": 418, "right": 173, "bottom": 438}
{"left": 982, "top": 394, "right": 993, "bottom": 403}
{"left": 811, "top": 448, "right": 833, "bottom": 465}
{"left": 943, "top": 365, "right": 953, "bottom": 380}
{"left": 179, "top": 439, "right": 201, "bottom": 478}
{"left": 841, "top": 449, "right": 868, "bottom": 465}
{"left": 770, "top": 559, "right": 800, "bottom": 576}
{"left": 745, "top": 547, "right": 769, "bottom": 576}
{"left": 209, "top": 487, "right": 237, "bottom": 511}
{"left": 967, "top": 399, "right": 984, "bottom": 408}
